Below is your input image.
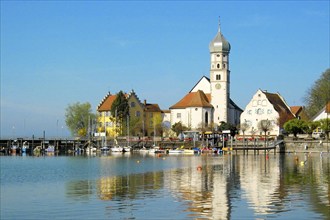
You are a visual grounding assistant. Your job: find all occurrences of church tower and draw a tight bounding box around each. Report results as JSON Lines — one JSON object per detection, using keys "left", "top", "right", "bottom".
{"left": 209, "top": 19, "right": 231, "bottom": 124}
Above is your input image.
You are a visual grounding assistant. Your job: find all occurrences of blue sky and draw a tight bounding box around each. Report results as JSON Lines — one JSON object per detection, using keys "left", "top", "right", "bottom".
{"left": 1, "top": 1, "right": 329, "bottom": 138}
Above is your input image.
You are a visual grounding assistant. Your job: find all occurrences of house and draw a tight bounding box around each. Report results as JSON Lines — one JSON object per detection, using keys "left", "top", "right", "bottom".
{"left": 311, "top": 101, "right": 330, "bottom": 121}
{"left": 240, "top": 89, "right": 295, "bottom": 137}
{"left": 290, "top": 106, "right": 309, "bottom": 121}
{"left": 97, "top": 90, "right": 162, "bottom": 138}
{"left": 169, "top": 21, "right": 242, "bottom": 130}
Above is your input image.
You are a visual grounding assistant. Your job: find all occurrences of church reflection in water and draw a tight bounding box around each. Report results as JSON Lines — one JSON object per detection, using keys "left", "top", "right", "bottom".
{"left": 66, "top": 154, "right": 329, "bottom": 218}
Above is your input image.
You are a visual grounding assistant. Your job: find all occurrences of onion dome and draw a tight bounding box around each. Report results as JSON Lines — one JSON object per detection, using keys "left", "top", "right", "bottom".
{"left": 209, "top": 20, "right": 231, "bottom": 53}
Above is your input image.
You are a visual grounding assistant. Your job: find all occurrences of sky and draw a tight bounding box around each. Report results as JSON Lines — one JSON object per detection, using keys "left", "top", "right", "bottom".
{"left": 1, "top": 1, "right": 329, "bottom": 138}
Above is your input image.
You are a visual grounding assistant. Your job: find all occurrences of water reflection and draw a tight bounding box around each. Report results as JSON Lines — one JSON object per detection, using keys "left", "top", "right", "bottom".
{"left": 64, "top": 154, "right": 329, "bottom": 219}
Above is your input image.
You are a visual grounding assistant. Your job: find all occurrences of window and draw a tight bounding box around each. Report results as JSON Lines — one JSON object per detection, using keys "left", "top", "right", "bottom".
{"left": 131, "top": 102, "right": 135, "bottom": 107}
{"left": 223, "top": 63, "right": 226, "bottom": 68}
{"left": 195, "top": 108, "right": 198, "bottom": 111}
{"left": 216, "top": 74, "right": 221, "bottom": 80}
{"left": 177, "top": 113, "right": 181, "bottom": 119}
{"left": 136, "top": 111, "right": 140, "bottom": 117}
{"left": 256, "top": 108, "right": 264, "bottom": 115}
{"left": 217, "top": 64, "right": 220, "bottom": 69}
{"left": 267, "top": 109, "right": 272, "bottom": 114}
{"left": 205, "top": 112, "right": 209, "bottom": 125}
{"left": 217, "top": 54, "right": 220, "bottom": 57}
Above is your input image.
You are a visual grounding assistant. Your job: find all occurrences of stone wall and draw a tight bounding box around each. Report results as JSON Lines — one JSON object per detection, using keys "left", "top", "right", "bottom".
{"left": 283, "top": 139, "right": 329, "bottom": 153}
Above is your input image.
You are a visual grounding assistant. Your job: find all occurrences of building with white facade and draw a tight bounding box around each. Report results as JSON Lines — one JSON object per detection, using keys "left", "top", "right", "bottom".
{"left": 240, "top": 89, "right": 295, "bottom": 137}
{"left": 311, "top": 101, "right": 330, "bottom": 121}
{"left": 170, "top": 22, "right": 242, "bottom": 129}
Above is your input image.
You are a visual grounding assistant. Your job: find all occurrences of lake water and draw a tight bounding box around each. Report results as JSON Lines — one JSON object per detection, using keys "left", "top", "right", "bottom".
{"left": 1, "top": 152, "right": 329, "bottom": 219}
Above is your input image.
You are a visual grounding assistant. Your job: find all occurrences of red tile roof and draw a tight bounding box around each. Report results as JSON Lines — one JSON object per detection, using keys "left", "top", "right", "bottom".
{"left": 98, "top": 94, "right": 117, "bottom": 111}
{"left": 290, "top": 106, "right": 302, "bottom": 116}
{"left": 145, "top": 103, "right": 161, "bottom": 112}
{"left": 170, "top": 90, "right": 213, "bottom": 109}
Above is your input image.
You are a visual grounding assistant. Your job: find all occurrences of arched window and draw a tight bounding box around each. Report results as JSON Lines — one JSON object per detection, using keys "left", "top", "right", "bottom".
{"left": 216, "top": 74, "right": 221, "bottom": 80}
{"left": 217, "top": 63, "right": 220, "bottom": 69}
{"left": 205, "top": 112, "right": 209, "bottom": 126}
{"left": 223, "top": 63, "right": 226, "bottom": 68}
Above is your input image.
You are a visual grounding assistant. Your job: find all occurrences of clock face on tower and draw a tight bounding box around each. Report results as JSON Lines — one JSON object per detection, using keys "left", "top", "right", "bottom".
{"left": 215, "top": 83, "right": 221, "bottom": 90}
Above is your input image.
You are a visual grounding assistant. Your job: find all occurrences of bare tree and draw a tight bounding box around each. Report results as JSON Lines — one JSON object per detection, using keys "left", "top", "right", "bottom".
{"left": 258, "top": 119, "right": 273, "bottom": 147}
{"left": 239, "top": 122, "right": 250, "bottom": 146}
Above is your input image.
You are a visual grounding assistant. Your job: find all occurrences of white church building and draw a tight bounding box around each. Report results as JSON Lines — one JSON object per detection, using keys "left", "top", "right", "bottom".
{"left": 169, "top": 23, "right": 242, "bottom": 129}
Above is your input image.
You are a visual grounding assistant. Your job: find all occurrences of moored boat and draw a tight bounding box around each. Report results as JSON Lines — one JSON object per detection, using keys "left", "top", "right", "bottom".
{"left": 86, "top": 146, "right": 97, "bottom": 153}
{"left": 183, "top": 149, "right": 195, "bottom": 154}
{"left": 111, "top": 146, "right": 124, "bottom": 152}
{"left": 22, "top": 141, "right": 30, "bottom": 153}
{"left": 45, "top": 145, "right": 55, "bottom": 153}
{"left": 168, "top": 148, "right": 184, "bottom": 154}
{"left": 149, "top": 146, "right": 166, "bottom": 154}
{"left": 100, "top": 146, "right": 110, "bottom": 152}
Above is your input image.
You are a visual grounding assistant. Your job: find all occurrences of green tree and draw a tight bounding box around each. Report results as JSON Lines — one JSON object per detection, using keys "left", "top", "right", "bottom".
{"left": 153, "top": 114, "right": 164, "bottom": 136}
{"left": 304, "top": 69, "right": 330, "bottom": 118}
{"left": 218, "top": 121, "right": 237, "bottom": 137}
{"left": 318, "top": 118, "right": 330, "bottom": 139}
{"left": 111, "top": 91, "right": 129, "bottom": 136}
{"left": 303, "top": 121, "right": 320, "bottom": 136}
{"left": 283, "top": 118, "right": 306, "bottom": 137}
{"left": 65, "top": 102, "right": 95, "bottom": 137}
{"left": 172, "top": 122, "right": 188, "bottom": 136}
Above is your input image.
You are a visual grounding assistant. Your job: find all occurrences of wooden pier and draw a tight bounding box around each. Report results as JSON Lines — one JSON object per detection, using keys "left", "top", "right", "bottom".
{"left": 224, "top": 140, "right": 284, "bottom": 154}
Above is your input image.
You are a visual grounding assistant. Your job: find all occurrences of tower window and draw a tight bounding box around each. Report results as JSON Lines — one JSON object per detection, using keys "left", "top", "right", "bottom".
{"left": 216, "top": 74, "right": 221, "bottom": 80}
{"left": 223, "top": 63, "right": 226, "bottom": 68}
{"left": 217, "top": 64, "right": 220, "bottom": 69}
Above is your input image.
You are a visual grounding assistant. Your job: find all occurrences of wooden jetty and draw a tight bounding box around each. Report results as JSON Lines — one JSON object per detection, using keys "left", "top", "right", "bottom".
{"left": 223, "top": 140, "right": 284, "bottom": 154}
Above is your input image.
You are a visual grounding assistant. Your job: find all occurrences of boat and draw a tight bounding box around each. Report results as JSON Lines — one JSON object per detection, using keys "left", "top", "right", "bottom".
{"left": 10, "top": 140, "right": 18, "bottom": 154}
{"left": 86, "top": 146, "right": 97, "bottom": 153}
{"left": 149, "top": 146, "right": 166, "bottom": 154}
{"left": 33, "top": 146, "right": 42, "bottom": 154}
{"left": 111, "top": 146, "right": 124, "bottom": 152}
{"left": 183, "top": 149, "right": 195, "bottom": 154}
{"left": 45, "top": 145, "right": 55, "bottom": 153}
{"left": 22, "top": 141, "right": 29, "bottom": 153}
{"left": 100, "top": 146, "right": 110, "bottom": 152}
{"left": 123, "top": 146, "right": 132, "bottom": 152}
{"left": 139, "top": 147, "right": 149, "bottom": 154}
{"left": 168, "top": 148, "right": 184, "bottom": 154}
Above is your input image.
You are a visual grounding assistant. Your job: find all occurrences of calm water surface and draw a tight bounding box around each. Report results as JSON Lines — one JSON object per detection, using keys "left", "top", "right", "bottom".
{"left": 1, "top": 152, "right": 329, "bottom": 219}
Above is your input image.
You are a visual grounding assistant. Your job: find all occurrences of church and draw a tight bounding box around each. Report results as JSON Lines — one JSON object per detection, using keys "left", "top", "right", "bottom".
{"left": 169, "top": 22, "right": 242, "bottom": 129}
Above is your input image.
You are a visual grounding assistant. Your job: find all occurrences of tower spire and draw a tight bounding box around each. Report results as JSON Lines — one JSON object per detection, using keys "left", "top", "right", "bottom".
{"left": 218, "top": 16, "right": 221, "bottom": 33}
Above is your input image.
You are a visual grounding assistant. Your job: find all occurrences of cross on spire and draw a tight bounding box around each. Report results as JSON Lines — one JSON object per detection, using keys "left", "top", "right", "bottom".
{"left": 218, "top": 16, "right": 221, "bottom": 33}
